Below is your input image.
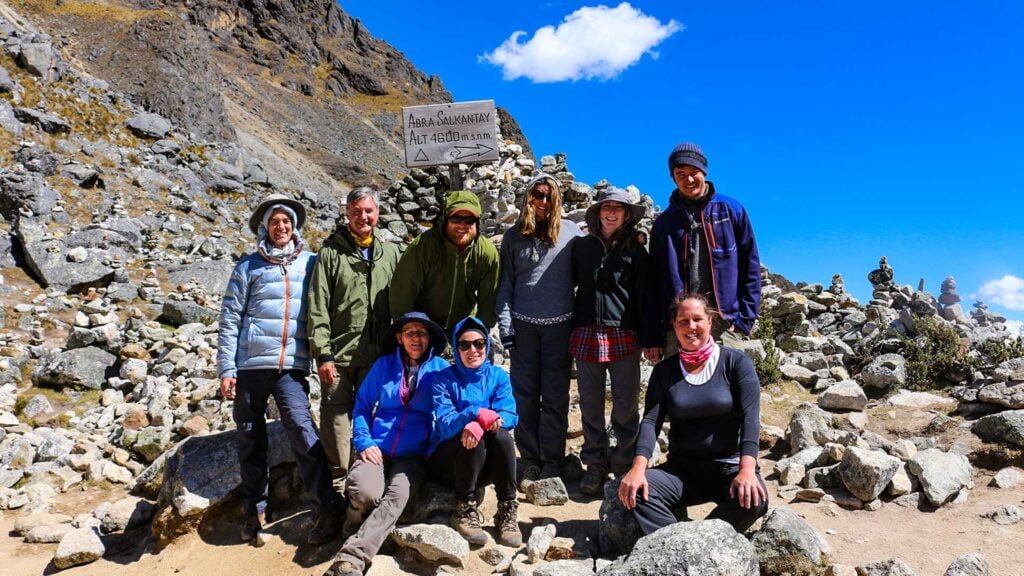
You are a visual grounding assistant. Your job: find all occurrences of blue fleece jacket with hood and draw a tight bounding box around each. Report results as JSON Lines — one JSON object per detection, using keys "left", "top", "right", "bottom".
{"left": 352, "top": 349, "right": 449, "bottom": 458}
{"left": 430, "top": 317, "right": 518, "bottom": 453}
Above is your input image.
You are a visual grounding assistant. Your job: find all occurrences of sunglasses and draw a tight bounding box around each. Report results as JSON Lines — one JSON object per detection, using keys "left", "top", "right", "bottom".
{"left": 530, "top": 190, "right": 552, "bottom": 201}
{"left": 448, "top": 214, "right": 479, "bottom": 225}
{"left": 401, "top": 330, "right": 429, "bottom": 339}
{"left": 457, "top": 339, "right": 487, "bottom": 352}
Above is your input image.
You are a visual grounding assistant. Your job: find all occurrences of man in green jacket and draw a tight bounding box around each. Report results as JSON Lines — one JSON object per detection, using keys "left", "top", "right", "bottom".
{"left": 390, "top": 191, "right": 500, "bottom": 333}
{"left": 308, "top": 187, "right": 400, "bottom": 480}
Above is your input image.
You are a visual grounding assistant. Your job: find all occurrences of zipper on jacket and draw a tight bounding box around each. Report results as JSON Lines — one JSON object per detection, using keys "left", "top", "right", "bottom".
{"left": 278, "top": 267, "right": 291, "bottom": 371}
{"left": 597, "top": 236, "right": 609, "bottom": 324}
{"left": 700, "top": 212, "right": 722, "bottom": 312}
{"left": 444, "top": 244, "right": 462, "bottom": 330}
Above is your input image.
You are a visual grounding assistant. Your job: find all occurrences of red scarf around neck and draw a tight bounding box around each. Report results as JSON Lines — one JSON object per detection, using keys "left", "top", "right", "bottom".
{"left": 679, "top": 336, "right": 715, "bottom": 371}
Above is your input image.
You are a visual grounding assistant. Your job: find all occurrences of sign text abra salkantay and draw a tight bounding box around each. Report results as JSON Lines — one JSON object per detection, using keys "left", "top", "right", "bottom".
{"left": 402, "top": 100, "right": 499, "bottom": 168}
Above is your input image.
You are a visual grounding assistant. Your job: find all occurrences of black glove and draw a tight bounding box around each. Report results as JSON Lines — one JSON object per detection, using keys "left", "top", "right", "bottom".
{"left": 501, "top": 334, "right": 515, "bottom": 351}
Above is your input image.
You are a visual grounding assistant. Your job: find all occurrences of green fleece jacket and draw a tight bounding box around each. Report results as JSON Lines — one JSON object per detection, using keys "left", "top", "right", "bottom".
{"left": 308, "top": 226, "right": 400, "bottom": 367}
{"left": 389, "top": 192, "right": 500, "bottom": 332}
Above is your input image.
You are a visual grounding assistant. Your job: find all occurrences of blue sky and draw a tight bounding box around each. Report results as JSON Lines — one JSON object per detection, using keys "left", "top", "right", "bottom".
{"left": 342, "top": 1, "right": 1024, "bottom": 323}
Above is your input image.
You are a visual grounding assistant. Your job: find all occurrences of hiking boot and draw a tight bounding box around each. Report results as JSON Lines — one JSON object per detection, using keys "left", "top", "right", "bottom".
{"left": 518, "top": 464, "right": 541, "bottom": 492}
{"left": 539, "top": 462, "right": 562, "bottom": 481}
{"left": 323, "top": 559, "right": 361, "bottom": 576}
{"left": 494, "top": 499, "right": 522, "bottom": 547}
{"left": 241, "top": 511, "right": 261, "bottom": 543}
{"left": 451, "top": 500, "right": 488, "bottom": 546}
{"left": 307, "top": 505, "right": 342, "bottom": 545}
{"left": 580, "top": 466, "right": 609, "bottom": 496}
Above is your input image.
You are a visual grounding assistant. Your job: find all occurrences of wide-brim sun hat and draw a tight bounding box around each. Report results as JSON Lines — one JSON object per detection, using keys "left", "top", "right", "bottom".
{"left": 383, "top": 311, "right": 449, "bottom": 357}
{"left": 249, "top": 193, "right": 307, "bottom": 235}
{"left": 584, "top": 187, "right": 644, "bottom": 230}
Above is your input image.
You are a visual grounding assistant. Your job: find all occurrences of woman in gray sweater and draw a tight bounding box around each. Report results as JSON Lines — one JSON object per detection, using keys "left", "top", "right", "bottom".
{"left": 496, "top": 173, "right": 582, "bottom": 487}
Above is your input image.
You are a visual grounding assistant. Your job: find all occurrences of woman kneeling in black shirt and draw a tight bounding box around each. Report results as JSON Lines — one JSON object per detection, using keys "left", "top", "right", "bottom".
{"left": 618, "top": 293, "right": 768, "bottom": 533}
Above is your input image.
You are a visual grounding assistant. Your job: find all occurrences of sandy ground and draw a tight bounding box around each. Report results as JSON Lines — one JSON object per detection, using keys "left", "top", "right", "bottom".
{"left": 3, "top": 400, "right": 1024, "bottom": 575}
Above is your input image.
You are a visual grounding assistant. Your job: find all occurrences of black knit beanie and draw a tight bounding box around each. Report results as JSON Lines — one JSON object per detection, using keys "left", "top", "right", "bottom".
{"left": 667, "top": 142, "right": 708, "bottom": 175}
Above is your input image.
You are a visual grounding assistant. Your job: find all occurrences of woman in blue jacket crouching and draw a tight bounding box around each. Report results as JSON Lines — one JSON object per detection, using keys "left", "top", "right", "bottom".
{"left": 324, "top": 312, "right": 449, "bottom": 576}
{"left": 428, "top": 316, "right": 521, "bottom": 547}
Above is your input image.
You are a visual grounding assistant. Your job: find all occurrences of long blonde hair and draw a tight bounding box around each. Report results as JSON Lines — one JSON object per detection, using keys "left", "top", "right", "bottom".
{"left": 518, "top": 175, "right": 563, "bottom": 245}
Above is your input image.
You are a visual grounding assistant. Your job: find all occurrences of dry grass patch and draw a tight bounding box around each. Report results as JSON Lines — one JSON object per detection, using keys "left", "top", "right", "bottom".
{"left": 11, "top": 0, "right": 166, "bottom": 23}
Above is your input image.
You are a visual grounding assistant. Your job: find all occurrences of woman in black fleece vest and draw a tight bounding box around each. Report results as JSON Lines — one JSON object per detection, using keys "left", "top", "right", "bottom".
{"left": 618, "top": 293, "right": 768, "bottom": 533}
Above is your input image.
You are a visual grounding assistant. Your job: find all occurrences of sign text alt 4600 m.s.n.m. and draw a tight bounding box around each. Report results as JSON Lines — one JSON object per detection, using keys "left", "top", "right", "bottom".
{"left": 402, "top": 100, "right": 500, "bottom": 168}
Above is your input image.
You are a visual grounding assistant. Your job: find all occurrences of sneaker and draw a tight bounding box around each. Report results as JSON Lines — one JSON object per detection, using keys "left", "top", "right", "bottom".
{"left": 324, "top": 559, "right": 361, "bottom": 576}
{"left": 451, "top": 500, "right": 488, "bottom": 546}
{"left": 494, "top": 499, "right": 522, "bottom": 547}
{"left": 518, "top": 464, "right": 541, "bottom": 492}
{"left": 241, "top": 511, "right": 261, "bottom": 542}
{"left": 579, "top": 466, "right": 609, "bottom": 496}
{"left": 307, "top": 506, "right": 342, "bottom": 545}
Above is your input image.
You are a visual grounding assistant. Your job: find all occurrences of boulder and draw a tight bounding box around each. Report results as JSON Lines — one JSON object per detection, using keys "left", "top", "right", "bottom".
{"left": 53, "top": 527, "right": 105, "bottom": 570}
{"left": 390, "top": 524, "right": 470, "bottom": 567}
{"left": 160, "top": 300, "right": 218, "bottom": 327}
{"left": 983, "top": 504, "right": 1021, "bottom": 525}
{"left": 751, "top": 507, "right": 830, "bottom": 571}
{"left": 786, "top": 403, "right": 835, "bottom": 455}
{"left": 598, "top": 478, "right": 644, "bottom": 557}
{"left": 907, "top": 449, "right": 973, "bottom": 507}
{"left": 101, "top": 496, "right": 156, "bottom": 533}
{"left": 150, "top": 422, "right": 295, "bottom": 546}
{"left": 527, "top": 523, "right": 557, "bottom": 563}
{"left": 132, "top": 426, "right": 172, "bottom": 463}
{"left": 943, "top": 553, "right": 990, "bottom": 576}
{"left": 598, "top": 519, "right": 758, "bottom": 576}
{"left": 886, "top": 390, "right": 955, "bottom": 408}
{"left": 0, "top": 170, "right": 58, "bottom": 218}
{"left": 838, "top": 447, "right": 901, "bottom": 502}
{"left": 126, "top": 113, "right": 172, "bottom": 139}
{"left": 973, "top": 410, "right": 1024, "bottom": 449}
{"left": 25, "top": 523, "right": 73, "bottom": 543}
{"left": 535, "top": 560, "right": 595, "bottom": 576}
{"left": 16, "top": 217, "right": 114, "bottom": 292}
{"left": 781, "top": 364, "right": 818, "bottom": 386}
{"left": 32, "top": 347, "right": 117, "bottom": 390}
{"left": 990, "top": 467, "right": 1023, "bottom": 489}
{"left": 16, "top": 41, "right": 53, "bottom": 77}
{"left": 856, "top": 559, "right": 915, "bottom": 575}
{"left": 525, "top": 477, "right": 569, "bottom": 506}
{"left": 13, "top": 107, "right": 70, "bottom": 134}
{"left": 818, "top": 381, "right": 868, "bottom": 411}
{"left": 976, "top": 382, "right": 1024, "bottom": 409}
{"left": 860, "top": 354, "right": 907, "bottom": 391}
{"left": 166, "top": 259, "right": 235, "bottom": 299}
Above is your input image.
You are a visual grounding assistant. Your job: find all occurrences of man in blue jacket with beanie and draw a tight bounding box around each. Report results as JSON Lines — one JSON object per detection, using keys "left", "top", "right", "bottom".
{"left": 642, "top": 143, "right": 761, "bottom": 361}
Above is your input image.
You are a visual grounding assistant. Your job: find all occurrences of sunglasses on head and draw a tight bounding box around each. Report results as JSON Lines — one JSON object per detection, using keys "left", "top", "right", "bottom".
{"left": 448, "top": 214, "right": 479, "bottom": 225}
{"left": 457, "top": 338, "right": 487, "bottom": 351}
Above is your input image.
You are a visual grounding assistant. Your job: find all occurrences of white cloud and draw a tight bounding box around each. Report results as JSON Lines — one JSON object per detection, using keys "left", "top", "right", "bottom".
{"left": 978, "top": 275, "right": 1024, "bottom": 311}
{"left": 481, "top": 3, "right": 681, "bottom": 82}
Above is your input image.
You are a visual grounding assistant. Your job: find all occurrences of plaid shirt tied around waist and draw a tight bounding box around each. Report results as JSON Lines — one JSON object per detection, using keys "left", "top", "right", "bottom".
{"left": 569, "top": 324, "right": 639, "bottom": 364}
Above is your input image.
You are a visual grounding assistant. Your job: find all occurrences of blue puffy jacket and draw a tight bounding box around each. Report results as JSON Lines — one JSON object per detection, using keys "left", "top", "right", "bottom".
{"left": 352, "top": 349, "right": 449, "bottom": 458}
{"left": 216, "top": 250, "right": 317, "bottom": 378}
{"left": 430, "top": 317, "right": 518, "bottom": 453}
{"left": 644, "top": 183, "right": 761, "bottom": 341}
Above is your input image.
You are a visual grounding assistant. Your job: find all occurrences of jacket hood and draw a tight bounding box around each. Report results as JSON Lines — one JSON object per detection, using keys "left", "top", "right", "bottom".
{"left": 584, "top": 187, "right": 644, "bottom": 234}
{"left": 441, "top": 191, "right": 482, "bottom": 226}
{"left": 451, "top": 316, "right": 492, "bottom": 377}
{"left": 521, "top": 173, "right": 562, "bottom": 211}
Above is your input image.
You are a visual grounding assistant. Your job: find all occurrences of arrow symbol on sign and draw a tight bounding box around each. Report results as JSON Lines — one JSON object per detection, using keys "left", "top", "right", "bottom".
{"left": 452, "top": 143, "right": 495, "bottom": 160}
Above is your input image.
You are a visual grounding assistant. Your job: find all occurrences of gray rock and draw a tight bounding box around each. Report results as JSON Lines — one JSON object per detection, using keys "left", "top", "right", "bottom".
{"left": 13, "top": 107, "right": 70, "bottom": 134}
{"left": 13, "top": 511, "right": 73, "bottom": 535}
{"left": 132, "top": 426, "right": 172, "bottom": 463}
{"left": 16, "top": 41, "right": 53, "bottom": 77}
{"left": 856, "top": 559, "right": 915, "bottom": 576}
{"left": 24, "top": 522, "right": 73, "bottom": 543}
{"left": 598, "top": 478, "right": 644, "bottom": 557}
{"left": 21, "top": 394, "right": 53, "bottom": 419}
{"left": 33, "top": 347, "right": 117, "bottom": 390}
{"left": 908, "top": 449, "right": 973, "bottom": 507}
{"left": 818, "top": 381, "right": 868, "bottom": 411}
{"left": 976, "top": 382, "right": 1024, "bottom": 409}
{"left": 390, "top": 524, "right": 470, "bottom": 567}
{"left": 751, "top": 507, "right": 830, "bottom": 568}
{"left": 943, "top": 553, "right": 990, "bottom": 576}
{"left": 838, "top": 447, "right": 901, "bottom": 502}
{"left": 786, "top": 403, "right": 835, "bottom": 455}
{"left": 886, "top": 390, "right": 955, "bottom": 408}
{"left": 101, "top": 496, "right": 155, "bottom": 533}
{"left": 150, "top": 422, "right": 295, "bottom": 546}
{"left": 983, "top": 504, "right": 1021, "bottom": 525}
{"left": 53, "top": 527, "right": 105, "bottom": 570}
{"left": 527, "top": 523, "right": 557, "bottom": 563}
{"left": 525, "top": 477, "right": 569, "bottom": 506}
{"left": 781, "top": 364, "right": 818, "bottom": 386}
{"left": 598, "top": 519, "right": 758, "bottom": 576}
{"left": 0, "top": 101, "right": 22, "bottom": 135}
{"left": 204, "top": 159, "right": 244, "bottom": 192}
{"left": 1, "top": 171, "right": 58, "bottom": 219}
{"left": 534, "top": 560, "right": 595, "bottom": 576}
{"left": 973, "top": 409, "right": 1024, "bottom": 449}
{"left": 990, "top": 467, "right": 1024, "bottom": 488}
{"left": 166, "top": 259, "right": 234, "bottom": 299}
{"left": 16, "top": 217, "right": 114, "bottom": 292}
{"left": 160, "top": 300, "right": 218, "bottom": 327}
{"left": 126, "top": 112, "right": 172, "bottom": 139}
{"left": 860, "top": 354, "right": 907, "bottom": 391}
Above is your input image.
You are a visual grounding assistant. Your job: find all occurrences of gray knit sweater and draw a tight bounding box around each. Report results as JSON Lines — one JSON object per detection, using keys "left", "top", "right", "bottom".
{"left": 495, "top": 220, "right": 583, "bottom": 338}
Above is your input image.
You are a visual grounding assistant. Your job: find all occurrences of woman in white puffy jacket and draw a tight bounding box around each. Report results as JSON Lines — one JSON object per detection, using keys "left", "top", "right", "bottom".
{"left": 216, "top": 193, "right": 340, "bottom": 545}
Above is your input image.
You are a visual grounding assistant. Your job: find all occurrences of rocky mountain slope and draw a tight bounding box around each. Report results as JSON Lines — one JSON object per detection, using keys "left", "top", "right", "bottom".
{"left": 6, "top": 0, "right": 531, "bottom": 202}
